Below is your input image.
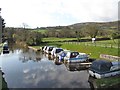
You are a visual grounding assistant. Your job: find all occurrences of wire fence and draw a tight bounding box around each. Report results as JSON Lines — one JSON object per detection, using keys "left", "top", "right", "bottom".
{"left": 64, "top": 42, "right": 119, "bottom": 48}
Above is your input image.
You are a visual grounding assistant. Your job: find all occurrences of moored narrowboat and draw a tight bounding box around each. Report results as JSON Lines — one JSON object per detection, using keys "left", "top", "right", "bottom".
{"left": 89, "top": 60, "right": 120, "bottom": 79}
{"left": 64, "top": 51, "right": 89, "bottom": 63}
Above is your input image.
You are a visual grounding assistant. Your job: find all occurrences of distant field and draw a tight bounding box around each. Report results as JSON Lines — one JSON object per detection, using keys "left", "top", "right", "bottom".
{"left": 85, "top": 39, "right": 118, "bottom": 48}
{"left": 43, "top": 38, "right": 118, "bottom": 48}
{"left": 95, "top": 39, "right": 118, "bottom": 44}
{"left": 32, "top": 29, "right": 47, "bottom": 34}
{"left": 43, "top": 38, "right": 77, "bottom": 42}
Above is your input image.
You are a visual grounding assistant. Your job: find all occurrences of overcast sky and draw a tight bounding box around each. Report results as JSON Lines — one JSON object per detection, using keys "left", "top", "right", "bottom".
{"left": 0, "top": 0, "right": 119, "bottom": 28}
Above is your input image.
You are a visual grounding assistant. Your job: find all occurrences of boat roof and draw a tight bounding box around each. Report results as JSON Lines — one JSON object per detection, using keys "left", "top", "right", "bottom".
{"left": 90, "top": 60, "right": 113, "bottom": 74}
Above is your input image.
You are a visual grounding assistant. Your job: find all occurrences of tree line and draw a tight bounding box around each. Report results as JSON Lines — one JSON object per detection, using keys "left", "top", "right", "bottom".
{"left": 41, "top": 24, "right": 120, "bottom": 42}
{"left": 3, "top": 24, "right": 120, "bottom": 46}
{"left": 4, "top": 27, "right": 42, "bottom": 46}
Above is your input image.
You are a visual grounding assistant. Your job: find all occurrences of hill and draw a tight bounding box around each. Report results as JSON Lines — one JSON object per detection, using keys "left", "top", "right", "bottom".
{"left": 36, "top": 21, "right": 118, "bottom": 31}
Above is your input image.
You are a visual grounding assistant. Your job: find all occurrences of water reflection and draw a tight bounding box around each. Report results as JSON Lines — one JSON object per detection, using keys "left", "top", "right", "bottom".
{"left": 19, "top": 49, "right": 42, "bottom": 63}
{"left": 65, "top": 62, "right": 89, "bottom": 71}
{"left": 45, "top": 54, "right": 63, "bottom": 65}
{"left": 1, "top": 46, "right": 91, "bottom": 88}
{"left": 45, "top": 54, "right": 53, "bottom": 60}
{"left": 22, "top": 64, "right": 89, "bottom": 88}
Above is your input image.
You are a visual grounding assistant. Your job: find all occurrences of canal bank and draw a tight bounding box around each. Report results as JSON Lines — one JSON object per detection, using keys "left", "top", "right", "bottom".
{"left": 28, "top": 46, "right": 41, "bottom": 52}
{"left": 88, "top": 75, "right": 120, "bottom": 88}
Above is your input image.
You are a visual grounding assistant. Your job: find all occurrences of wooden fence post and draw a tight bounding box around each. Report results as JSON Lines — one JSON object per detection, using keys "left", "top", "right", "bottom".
{"left": 105, "top": 44, "right": 107, "bottom": 48}
{"left": 111, "top": 44, "right": 112, "bottom": 48}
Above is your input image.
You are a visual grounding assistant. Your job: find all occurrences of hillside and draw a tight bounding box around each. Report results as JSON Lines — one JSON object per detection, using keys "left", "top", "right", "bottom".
{"left": 70, "top": 21, "right": 118, "bottom": 30}
{"left": 36, "top": 21, "right": 118, "bottom": 31}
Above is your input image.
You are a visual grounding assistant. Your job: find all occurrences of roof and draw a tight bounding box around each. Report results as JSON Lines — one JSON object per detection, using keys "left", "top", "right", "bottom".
{"left": 90, "top": 60, "right": 113, "bottom": 74}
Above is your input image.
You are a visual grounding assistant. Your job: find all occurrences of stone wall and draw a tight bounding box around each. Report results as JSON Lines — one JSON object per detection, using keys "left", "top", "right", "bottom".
{"left": 100, "top": 54, "right": 120, "bottom": 61}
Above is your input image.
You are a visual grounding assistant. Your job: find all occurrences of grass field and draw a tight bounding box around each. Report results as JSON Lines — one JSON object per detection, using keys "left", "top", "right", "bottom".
{"left": 43, "top": 37, "right": 77, "bottom": 42}
{"left": 32, "top": 29, "right": 47, "bottom": 34}
{"left": 42, "top": 38, "right": 119, "bottom": 48}
{"left": 61, "top": 43, "right": 118, "bottom": 59}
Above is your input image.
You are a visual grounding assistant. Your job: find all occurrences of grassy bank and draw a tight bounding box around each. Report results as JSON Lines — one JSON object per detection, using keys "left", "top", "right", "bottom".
{"left": 96, "top": 76, "right": 120, "bottom": 88}
{"left": 0, "top": 43, "right": 3, "bottom": 47}
{"left": 0, "top": 43, "right": 3, "bottom": 53}
{"left": 30, "top": 38, "right": 118, "bottom": 58}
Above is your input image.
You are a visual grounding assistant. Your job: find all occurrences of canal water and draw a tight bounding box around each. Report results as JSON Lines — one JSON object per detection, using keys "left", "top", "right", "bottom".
{"left": 0, "top": 45, "right": 91, "bottom": 88}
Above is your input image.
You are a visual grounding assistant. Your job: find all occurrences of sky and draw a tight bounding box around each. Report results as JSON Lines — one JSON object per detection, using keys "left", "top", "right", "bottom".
{"left": 0, "top": 0, "right": 119, "bottom": 28}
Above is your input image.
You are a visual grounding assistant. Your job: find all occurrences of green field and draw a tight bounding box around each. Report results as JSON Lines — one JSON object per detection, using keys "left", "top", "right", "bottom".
{"left": 42, "top": 38, "right": 119, "bottom": 48}
{"left": 43, "top": 37, "right": 77, "bottom": 42}
{"left": 32, "top": 29, "right": 47, "bottom": 34}
{"left": 61, "top": 43, "right": 118, "bottom": 59}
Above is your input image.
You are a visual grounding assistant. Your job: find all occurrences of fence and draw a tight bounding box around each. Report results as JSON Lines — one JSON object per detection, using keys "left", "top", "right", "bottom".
{"left": 64, "top": 42, "right": 119, "bottom": 48}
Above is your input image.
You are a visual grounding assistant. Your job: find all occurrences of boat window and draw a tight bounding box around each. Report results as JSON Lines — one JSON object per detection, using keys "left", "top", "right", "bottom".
{"left": 100, "top": 64, "right": 111, "bottom": 72}
{"left": 56, "top": 49, "right": 63, "bottom": 53}
{"left": 3, "top": 46, "right": 9, "bottom": 50}
{"left": 70, "top": 52, "right": 79, "bottom": 58}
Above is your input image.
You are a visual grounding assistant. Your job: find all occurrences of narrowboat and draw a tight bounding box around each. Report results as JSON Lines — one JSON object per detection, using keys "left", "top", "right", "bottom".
{"left": 64, "top": 51, "right": 89, "bottom": 63}
{"left": 51, "top": 48, "right": 63, "bottom": 57}
{"left": 45, "top": 46, "right": 54, "bottom": 54}
{"left": 57, "top": 50, "right": 70, "bottom": 62}
{"left": 89, "top": 60, "right": 120, "bottom": 79}
{"left": 2, "top": 45, "right": 9, "bottom": 54}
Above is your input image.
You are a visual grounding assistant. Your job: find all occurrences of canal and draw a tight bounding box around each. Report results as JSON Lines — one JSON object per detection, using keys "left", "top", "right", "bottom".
{"left": 0, "top": 45, "right": 91, "bottom": 88}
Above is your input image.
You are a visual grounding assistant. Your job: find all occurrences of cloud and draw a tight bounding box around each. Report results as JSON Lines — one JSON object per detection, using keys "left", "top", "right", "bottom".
{"left": 0, "top": 0, "right": 119, "bottom": 28}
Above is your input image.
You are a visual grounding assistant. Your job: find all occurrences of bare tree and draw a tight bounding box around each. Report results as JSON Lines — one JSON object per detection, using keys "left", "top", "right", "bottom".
{"left": 22, "top": 23, "right": 29, "bottom": 29}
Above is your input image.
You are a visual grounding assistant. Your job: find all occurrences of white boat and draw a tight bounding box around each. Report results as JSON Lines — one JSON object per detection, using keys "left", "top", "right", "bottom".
{"left": 89, "top": 60, "right": 120, "bottom": 79}
{"left": 64, "top": 51, "right": 89, "bottom": 63}
{"left": 51, "top": 48, "right": 63, "bottom": 57}
{"left": 45, "top": 46, "right": 54, "bottom": 54}
{"left": 43, "top": 46, "right": 48, "bottom": 52}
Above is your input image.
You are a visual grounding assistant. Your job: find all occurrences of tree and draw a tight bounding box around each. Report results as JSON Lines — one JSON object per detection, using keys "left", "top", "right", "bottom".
{"left": 22, "top": 23, "right": 29, "bottom": 30}
{"left": 110, "top": 31, "right": 119, "bottom": 44}
{"left": 84, "top": 24, "right": 99, "bottom": 38}
{"left": 33, "top": 32, "right": 42, "bottom": 45}
{"left": 75, "top": 31, "right": 82, "bottom": 42}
